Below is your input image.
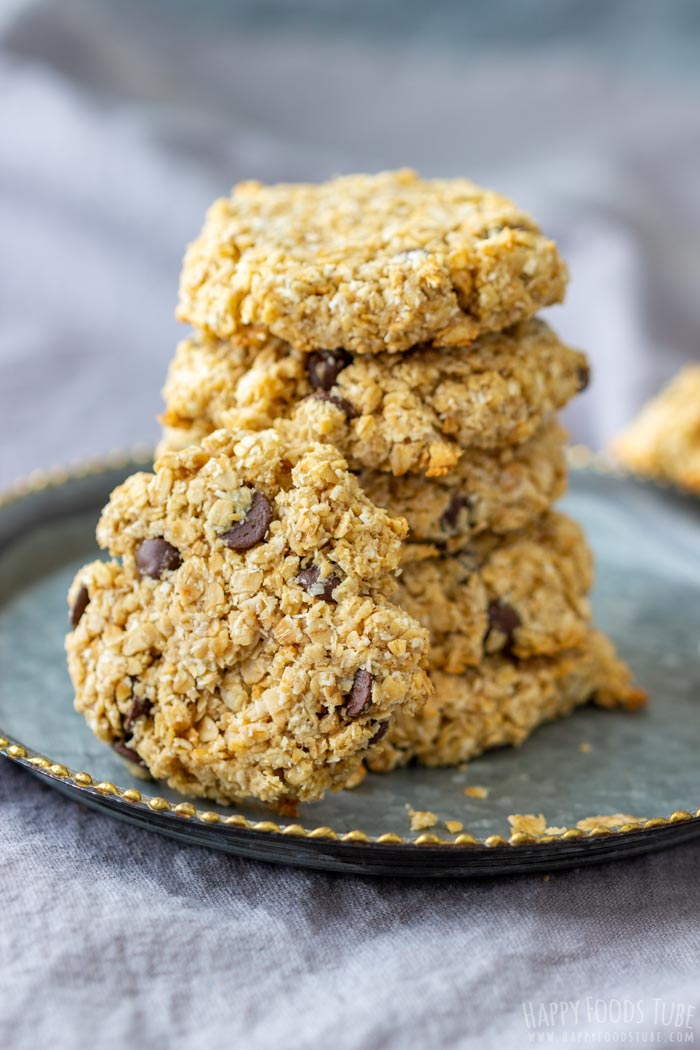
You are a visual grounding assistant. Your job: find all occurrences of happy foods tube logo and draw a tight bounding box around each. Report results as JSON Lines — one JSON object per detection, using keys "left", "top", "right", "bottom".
{"left": 521, "top": 997, "right": 696, "bottom": 1044}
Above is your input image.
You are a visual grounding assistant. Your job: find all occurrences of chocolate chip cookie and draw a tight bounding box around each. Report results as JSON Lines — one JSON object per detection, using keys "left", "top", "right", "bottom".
{"left": 177, "top": 169, "right": 567, "bottom": 354}
{"left": 397, "top": 512, "right": 593, "bottom": 673}
{"left": 160, "top": 320, "right": 586, "bottom": 476}
{"left": 358, "top": 420, "right": 567, "bottom": 550}
{"left": 367, "top": 630, "right": 646, "bottom": 771}
{"left": 66, "top": 426, "right": 431, "bottom": 805}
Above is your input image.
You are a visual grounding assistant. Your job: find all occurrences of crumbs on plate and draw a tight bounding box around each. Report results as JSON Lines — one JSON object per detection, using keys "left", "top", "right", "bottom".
{"left": 464, "top": 785, "right": 489, "bottom": 799}
{"left": 508, "top": 813, "right": 547, "bottom": 836}
{"left": 576, "top": 813, "right": 640, "bottom": 831}
{"left": 407, "top": 807, "right": 439, "bottom": 831}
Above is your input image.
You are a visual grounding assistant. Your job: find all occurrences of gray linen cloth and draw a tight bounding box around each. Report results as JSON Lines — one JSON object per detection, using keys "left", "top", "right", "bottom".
{"left": 1, "top": 4, "right": 700, "bottom": 1047}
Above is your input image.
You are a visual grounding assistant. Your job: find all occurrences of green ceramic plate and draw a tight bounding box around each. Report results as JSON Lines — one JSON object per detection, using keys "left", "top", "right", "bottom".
{"left": 1, "top": 454, "right": 699, "bottom": 877}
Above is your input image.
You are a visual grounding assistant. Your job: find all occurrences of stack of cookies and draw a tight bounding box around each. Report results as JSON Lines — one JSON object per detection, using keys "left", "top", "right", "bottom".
{"left": 66, "top": 170, "right": 643, "bottom": 806}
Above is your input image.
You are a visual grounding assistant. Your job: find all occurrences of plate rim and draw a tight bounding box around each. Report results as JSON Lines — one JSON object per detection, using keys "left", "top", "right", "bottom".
{"left": 1, "top": 447, "right": 699, "bottom": 855}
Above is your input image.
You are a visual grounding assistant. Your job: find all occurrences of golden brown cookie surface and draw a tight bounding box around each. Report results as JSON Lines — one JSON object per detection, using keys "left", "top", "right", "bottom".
{"left": 614, "top": 365, "right": 700, "bottom": 491}
{"left": 177, "top": 170, "right": 567, "bottom": 354}
{"left": 367, "top": 631, "right": 645, "bottom": 772}
{"left": 66, "top": 426, "right": 431, "bottom": 805}
{"left": 358, "top": 420, "right": 567, "bottom": 550}
{"left": 160, "top": 320, "right": 586, "bottom": 476}
{"left": 397, "top": 512, "right": 593, "bottom": 673}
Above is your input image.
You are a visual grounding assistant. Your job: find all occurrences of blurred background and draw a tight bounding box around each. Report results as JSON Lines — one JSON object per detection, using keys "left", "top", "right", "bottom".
{"left": 1, "top": 0, "right": 699, "bottom": 487}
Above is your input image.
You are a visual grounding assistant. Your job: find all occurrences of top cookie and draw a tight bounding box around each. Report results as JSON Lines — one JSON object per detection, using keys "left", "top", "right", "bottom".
{"left": 177, "top": 169, "right": 568, "bottom": 354}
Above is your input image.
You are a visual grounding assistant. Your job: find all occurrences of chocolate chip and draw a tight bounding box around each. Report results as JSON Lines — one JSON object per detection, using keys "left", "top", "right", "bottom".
{"left": 307, "top": 349, "right": 353, "bottom": 391}
{"left": 136, "top": 537, "right": 182, "bottom": 579}
{"left": 313, "top": 392, "right": 357, "bottom": 419}
{"left": 69, "top": 584, "right": 90, "bottom": 628}
{"left": 221, "top": 490, "right": 272, "bottom": 551}
{"left": 486, "top": 599, "right": 522, "bottom": 652}
{"left": 369, "top": 720, "right": 389, "bottom": 746}
{"left": 343, "top": 669, "right": 374, "bottom": 718}
{"left": 576, "top": 364, "right": 591, "bottom": 392}
{"left": 440, "top": 493, "right": 473, "bottom": 533}
{"left": 112, "top": 742, "right": 147, "bottom": 768}
{"left": 297, "top": 564, "right": 341, "bottom": 603}
{"left": 124, "top": 695, "right": 152, "bottom": 737}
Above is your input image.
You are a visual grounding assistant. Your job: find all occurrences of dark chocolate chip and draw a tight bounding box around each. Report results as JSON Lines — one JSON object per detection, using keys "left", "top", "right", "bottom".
{"left": 343, "top": 668, "right": 374, "bottom": 718}
{"left": 576, "top": 364, "right": 591, "bottom": 392}
{"left": 440, "top": 493, "right": 473, "bottom": 533}
{"left": 297, "top": 565, "right": 341, "bottom": 603}
{"left": 486, "top": 599, "right": 522, "bottom": 652}
{"left": 313, "top": 392, "right": 357, "bottom": 419}
{"left": 136, "top": 537, "right": 182, "bottom": 579}
{"left": 221, "top": 490, "right": 273, "bottom": 551}
{"left": 369, "top": 720, "right": 389, "bottom": 746}
{"left": 124, "top": 695, "right": 152, "bottom": 737}
{"left": 307, "top": 349, "right": 353, "bottom": 391}
{"left": 69, "top": 584, "right": 90, "bottom": 628}
{"left": 112, "top": 742, "right": 147, "bottom": 768}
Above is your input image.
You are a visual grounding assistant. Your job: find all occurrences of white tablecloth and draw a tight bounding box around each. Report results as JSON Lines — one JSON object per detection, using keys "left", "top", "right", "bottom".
{"left": 1, "top": 4, "right": 699, "bottom": 1046}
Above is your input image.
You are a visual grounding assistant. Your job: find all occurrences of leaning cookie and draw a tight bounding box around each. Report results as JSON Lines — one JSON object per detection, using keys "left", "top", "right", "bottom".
{"left": 160, "top": 320, "right": 587, "bottom": 476}
{"left": 367, "top": 631, "right": 646, "bottom": 772}
{"left": 613, "top": 365, "right": 700, "bottom": 492}
{"left": 66, "top": 426, "right": 431, "bottom": 805}
{"left": 177, "top": 169, "right": 567, "bottom": 354}
{"left": 396, "top": 512, "right": 593, "bottom": 673}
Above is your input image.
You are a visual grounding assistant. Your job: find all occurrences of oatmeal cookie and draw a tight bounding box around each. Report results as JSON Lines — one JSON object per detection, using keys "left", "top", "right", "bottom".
{"left": 66, "top": 427, "right": 431, "bottom": 805}
{"left": 614, "top": 365, "right": 700, "bottom": 491}
{"left": 397, "top": 512, "right": 593, "bottom": 673}
{"left": 367, "top": 631, "right": 645, "bottom": 771}
{"left": 160, "top": 320, "right": 586, "bottom": 476}
{"left": 177, "top": 169, "right": 567, "bottom": 354}
{"left": 358, "top": 421, "right": 567, "bottom": 550}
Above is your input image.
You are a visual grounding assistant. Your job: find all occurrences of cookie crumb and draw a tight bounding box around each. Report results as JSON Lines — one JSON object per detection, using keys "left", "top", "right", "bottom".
{"left": 445, "top": 820, "right": 463, "bottom": 834}
{"left": 579, "top": 742, "right": 592, "bottom": 753}
{"left": 464, "top": 785, "right": 489, "bottom": 799}
{"left": 407, "top": 807, "right": 439, "bottom": 831}
{"left": 576, "top": 813, "right": 639, "bottom": 831}
{"left": 543, "top": 875, "right": 551, "bottom": 882}
{"left": 508, "top": 813, "right": 547, "bottom": 836}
